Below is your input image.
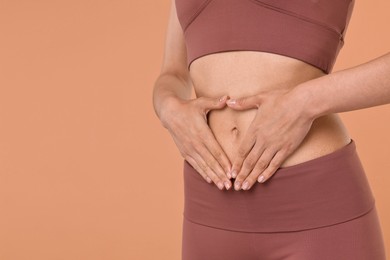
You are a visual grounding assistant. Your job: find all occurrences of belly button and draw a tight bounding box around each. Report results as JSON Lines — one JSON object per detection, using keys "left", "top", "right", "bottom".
{"left": 231, "top": 127, "right": 239, "bottom": 136}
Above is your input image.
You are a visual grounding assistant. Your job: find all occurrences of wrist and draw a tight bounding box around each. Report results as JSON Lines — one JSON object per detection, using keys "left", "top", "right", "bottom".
{"left": 288, "top": 82, "right": 324, "bottom": 122}
{"left": 158, "top": 95, "right": 184, "bottom": 129}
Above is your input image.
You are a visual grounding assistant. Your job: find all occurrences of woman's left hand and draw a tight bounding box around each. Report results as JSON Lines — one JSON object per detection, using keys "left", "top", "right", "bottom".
{"left": 226, "top": 88, "right": 315, "bottom": 191}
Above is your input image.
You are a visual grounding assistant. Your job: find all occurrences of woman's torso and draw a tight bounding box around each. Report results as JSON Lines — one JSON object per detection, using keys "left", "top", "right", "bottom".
{"left": 189, "top": 51, "right": 352, "bottom": 168}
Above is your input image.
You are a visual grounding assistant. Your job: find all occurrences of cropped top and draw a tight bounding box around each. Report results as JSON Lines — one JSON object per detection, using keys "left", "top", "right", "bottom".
{"left": 175, "top": 0, "right": 355, "bottom": 74}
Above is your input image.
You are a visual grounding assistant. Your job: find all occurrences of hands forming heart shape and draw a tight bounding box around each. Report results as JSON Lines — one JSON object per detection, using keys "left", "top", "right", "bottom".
{"left": 162, "top": 87, "right": 315, "bottom": 191}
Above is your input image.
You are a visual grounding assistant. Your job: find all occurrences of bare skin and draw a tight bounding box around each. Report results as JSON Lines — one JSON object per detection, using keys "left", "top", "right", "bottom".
{"left": 225, "top": 51, "right": 390, "bottom": 190}
{"left": 153, "top": 0, "right": 390, "bottom": 191}
{"left": 190, "top": 51, "right": 351, "bottom": 191}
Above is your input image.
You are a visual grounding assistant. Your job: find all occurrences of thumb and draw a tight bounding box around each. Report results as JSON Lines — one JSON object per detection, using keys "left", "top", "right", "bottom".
{"left": 198, "top": 95, "right": 228, "bottom": 113}
{"left": 226, "top": 95, "right": 261, "bottom": 110}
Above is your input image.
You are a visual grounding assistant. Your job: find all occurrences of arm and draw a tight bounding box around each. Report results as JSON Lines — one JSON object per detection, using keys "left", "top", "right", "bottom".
{"left": 152, "top": 0, "right": 192, "bottom": 127}
{"left": 152, "top": 0, "right": 232, "bottom": 190}
{"left": 153, "top": 72, "right": 192, "bottom": 129}
{"left": 224, "top": 52, "right": 390, "bottom": 190}
{"left": 297, "top": 52, "right": 390, "bottom": 120}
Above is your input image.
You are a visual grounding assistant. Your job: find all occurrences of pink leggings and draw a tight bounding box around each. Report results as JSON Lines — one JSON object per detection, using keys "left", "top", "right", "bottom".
{"left": 181, "top": 139, "right": 387, "bottom": 259}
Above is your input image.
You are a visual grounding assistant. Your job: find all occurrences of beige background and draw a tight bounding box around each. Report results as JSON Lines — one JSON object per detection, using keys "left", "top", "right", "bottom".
{"left": 0, "top": 0, "right": 389, "bottom": 259}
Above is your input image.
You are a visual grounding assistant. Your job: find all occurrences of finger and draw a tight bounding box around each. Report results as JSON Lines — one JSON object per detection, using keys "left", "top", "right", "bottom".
{"left": 202, "top": 127, "right": 232, "bottom": 177}
{"left": 226, "top": 94, "right": 262, "bottom": 110}
{"left": 258, "top": 149, "right": 289, "bottom": 183}
{"left": 192, "top": 146, "right": 231, "bottom": 190}
{"left": 185, "top": 156, "right": 212, "bottom": 183}
{"left": 242, "top": 148, "right": 277, "bottom": 190}
{"left": 197, "top": 95, "right": 228, "bottom": 114}
{"left": 230, "top": 131, "right": 256, "bottom": 179}
{"left": 195, "top": 142, "right": 232, "bottom": 190}
{"left": 192, "top": 152, "right": 223, "bottom": 188}
{"left": 233, "top": 142, "right": 264, "bottom": 191}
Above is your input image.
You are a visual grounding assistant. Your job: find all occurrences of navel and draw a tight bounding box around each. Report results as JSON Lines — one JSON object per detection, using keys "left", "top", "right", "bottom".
{"left": 231, "top": 126, "right": 239, "bottom": 136}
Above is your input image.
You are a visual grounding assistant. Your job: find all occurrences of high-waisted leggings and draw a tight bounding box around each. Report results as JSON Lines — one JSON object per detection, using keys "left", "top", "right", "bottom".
{"left": 181, "top": 139, "right": 387, "bottom": 260}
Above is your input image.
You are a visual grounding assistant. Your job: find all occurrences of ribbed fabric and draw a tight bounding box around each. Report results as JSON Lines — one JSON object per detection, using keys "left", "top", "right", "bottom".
{"left": 182, "top": 139, "right": 376, "bottom": 233}
{"left": 175, "top": 0, "right": 355, "bottom": 74}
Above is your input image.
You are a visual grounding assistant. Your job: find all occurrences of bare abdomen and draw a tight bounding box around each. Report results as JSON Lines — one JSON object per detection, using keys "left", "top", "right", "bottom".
{"left": 189, "top": 51, "right": 351, "bottom": 168}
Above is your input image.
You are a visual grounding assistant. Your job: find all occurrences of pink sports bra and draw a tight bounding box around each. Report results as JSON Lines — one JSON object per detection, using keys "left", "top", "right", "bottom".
{"left": 175, "top": 0, "right": 355, "bottom": 74}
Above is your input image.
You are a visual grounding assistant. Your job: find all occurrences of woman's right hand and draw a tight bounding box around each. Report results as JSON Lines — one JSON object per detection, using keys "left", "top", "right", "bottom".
{"left": 160, "top": 95, "right": 232, "bottom": 190}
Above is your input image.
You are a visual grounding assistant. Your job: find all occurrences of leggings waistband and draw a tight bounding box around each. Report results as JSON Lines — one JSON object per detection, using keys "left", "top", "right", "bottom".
{"left": 182, "top": 139, "right": 376, "bottom": 232}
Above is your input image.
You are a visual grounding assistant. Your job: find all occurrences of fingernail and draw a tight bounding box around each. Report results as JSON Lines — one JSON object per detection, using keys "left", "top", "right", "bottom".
{"left": 206, "top": 176, "right": 212, "bottom": 183}
{"left": 217, "top": 182, "right": 224, "bottom": 190}
{"left": 258, "top": 175, "right": 265, "bottom": 183}
{"left": 242, "top": 181, "right": 249, "bottom": 190}
{"left": 224, "top": 181, "right": 231, "bottom": 190}
{"left": 231, "top": 170, "right": 237, "bottom": 178}
{"left": 226, "top": 99, "right": 236, "bottom": 105}
{"left": 234, "top": 181, "right": 241, "bottom": 190}
{"left": 227, "top": 171, "right": 231, "bottom": 179}
{"left": 219, "top": 96, "right": 226, "bottom": 102}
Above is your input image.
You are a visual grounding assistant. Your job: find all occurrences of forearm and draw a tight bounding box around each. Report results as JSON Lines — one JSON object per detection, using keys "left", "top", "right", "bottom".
{"left": 152, "top": 73, "right": 192, "bottom": 127}
{"left": 295, "top": 52, "right": 390, "bottom": 120}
